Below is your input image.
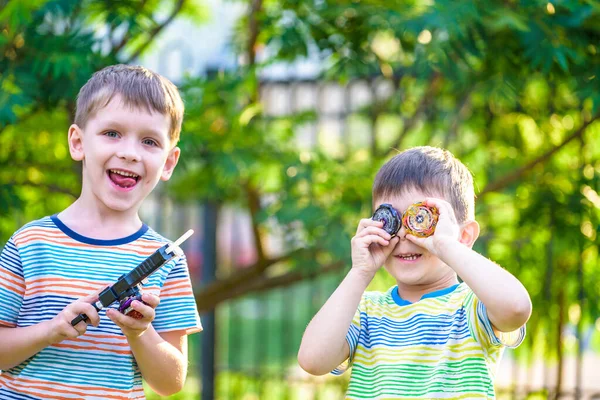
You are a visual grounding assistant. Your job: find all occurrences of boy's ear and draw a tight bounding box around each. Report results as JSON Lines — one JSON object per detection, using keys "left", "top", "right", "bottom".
{"left": 161, "top": 146, "right": 181, "bottom": 181}
{"left": 68, "top": 124, "right": 85, "bottom": 161}
{"left": 459, "top": 220, "right": 480, "bottom": 248}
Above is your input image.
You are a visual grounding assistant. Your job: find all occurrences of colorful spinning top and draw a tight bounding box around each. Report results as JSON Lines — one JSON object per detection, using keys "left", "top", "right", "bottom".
{"left": 401, "top": 202, "right": 438, "bottom": 238}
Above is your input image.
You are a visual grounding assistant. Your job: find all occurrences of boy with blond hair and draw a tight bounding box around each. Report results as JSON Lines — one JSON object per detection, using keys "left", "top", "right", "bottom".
{"left": 0, "top": 64, "right": 202, "bottom": 399}
{"left": 298, "top": 146, "right": 531, "bottom": 399}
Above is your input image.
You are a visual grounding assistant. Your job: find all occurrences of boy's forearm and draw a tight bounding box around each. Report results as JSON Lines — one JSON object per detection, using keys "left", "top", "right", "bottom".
{"left": 128, "top": 327, "right": 187, "bottom": 396}
{"left": 0, "top": 322, "right": 51, "bottom": 370}
{"left": 298, "top": 268, "right": 373, "bottom": 375}
{"left": 436, "top": 238, "right": 532, "bottom": 332}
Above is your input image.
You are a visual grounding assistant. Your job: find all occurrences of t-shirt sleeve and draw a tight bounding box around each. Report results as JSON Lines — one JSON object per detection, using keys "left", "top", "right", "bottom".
{"left": 0, "top": 238, "right": 25, "bottom": 328}
{"left": 152, "top": 254, "right": 202, "bottom": 334}
{"left": 331, "top": 298, "right": 364, "bottom": 375}
{"left": 464, "top": 289, "right": 525, "bottom": 349}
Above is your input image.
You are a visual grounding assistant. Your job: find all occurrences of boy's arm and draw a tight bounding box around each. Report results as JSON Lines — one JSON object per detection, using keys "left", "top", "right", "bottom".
{"left": 408, "top": 198, "right": 532, "bottom": 333}
{"left": 298, "top": 268, "right": 370, "bottom": 375}
{"left": 298, "top": 219, "right": 400, "bottom": 376}
{"left": 437, "top": 238, "right": 531, "bottom": 332}
{"left": 0, "top": 238, "right": 100, "bottom": 370}
{"left": 107, "top": 294, "right": 188, "bottom": 396}
{"left": 0, "top": 324, "right": 55, "bottom": 370}
{"left": 128, "top": 326, "right": 188, "bottom": 396}
{"left": 0, "top": 298, "right": 101, "bottom": 370}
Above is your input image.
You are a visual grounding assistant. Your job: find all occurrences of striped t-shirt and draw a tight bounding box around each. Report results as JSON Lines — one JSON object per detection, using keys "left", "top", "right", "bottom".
{"left": 0, "top": 215, "right": 202, "bottom": 399}
{"left": 333, "top": 283, "right": 525, "bottom": 399}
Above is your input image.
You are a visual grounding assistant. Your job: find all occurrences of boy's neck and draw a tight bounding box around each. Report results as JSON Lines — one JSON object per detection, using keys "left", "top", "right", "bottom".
{"left": 396, "top": 273, "right": 459, "bottom": 303}
{"left": 58, "top": 198, "right": 144, "bottom": 240}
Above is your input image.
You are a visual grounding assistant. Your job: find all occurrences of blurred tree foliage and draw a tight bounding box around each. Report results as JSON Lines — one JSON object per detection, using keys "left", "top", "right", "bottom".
{"left": 0, "top": 0, "right": 204, "bottom": 234}
{"left": 173, "top": 1, "right": 600, "bottom": 390}
{"left": 2, "top": 0, "right": 600, "bottom": 389}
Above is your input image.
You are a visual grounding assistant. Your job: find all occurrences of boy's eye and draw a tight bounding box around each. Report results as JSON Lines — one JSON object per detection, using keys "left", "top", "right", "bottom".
{"left": 142, "top": 138, "right": 159, "bottom": 147}
{"left": 104, "top": 131, "right": 119, "bottom": 138}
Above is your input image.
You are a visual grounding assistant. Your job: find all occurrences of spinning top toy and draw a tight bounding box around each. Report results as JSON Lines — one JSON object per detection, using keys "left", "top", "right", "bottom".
{"left": 372, "top": 203, "right": 402, "bottom": 236}
{"left": 402, "top": 202, "right": 438, "bottom": 238}
{"left": 372, "top": 202, "right": 439, "bottom": 238}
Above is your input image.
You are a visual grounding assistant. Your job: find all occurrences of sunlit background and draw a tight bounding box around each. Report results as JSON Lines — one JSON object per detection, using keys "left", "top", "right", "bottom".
{"left": 1, "top": 1, "right": 600, "bottom": 399}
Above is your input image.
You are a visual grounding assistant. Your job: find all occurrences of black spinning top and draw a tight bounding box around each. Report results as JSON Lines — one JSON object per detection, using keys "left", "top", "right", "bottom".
{"left": 372, "top": 203, "right": 402, "bottom": 236}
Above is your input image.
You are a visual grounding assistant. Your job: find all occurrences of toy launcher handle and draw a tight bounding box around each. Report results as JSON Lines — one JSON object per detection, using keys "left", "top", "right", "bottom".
{"left": 70, "top": 303, "right": 102, "bottom": 326}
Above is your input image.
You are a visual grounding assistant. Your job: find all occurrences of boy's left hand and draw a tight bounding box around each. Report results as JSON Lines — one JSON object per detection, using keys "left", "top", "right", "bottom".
{"left": 106, "top": 293, "right": 160, "bottom": 339}
{"left": 406, "top": 198, "right": 460, "bottom": 256}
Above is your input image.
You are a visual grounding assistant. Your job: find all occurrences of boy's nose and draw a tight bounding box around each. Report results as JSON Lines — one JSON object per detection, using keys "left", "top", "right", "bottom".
{"left": 396, "top": 223, "right": 408, "bottom": 240}
{"left": 116, "top": 142, "right": 141, "bottom": 162}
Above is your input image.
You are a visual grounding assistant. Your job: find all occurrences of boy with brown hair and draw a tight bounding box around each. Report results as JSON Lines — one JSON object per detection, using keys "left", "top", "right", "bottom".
{"left": 298, "top": 146, "right": 531, "bottom": 399}
{"left": 0, "top": 64, "right": 202, "bottom": 399}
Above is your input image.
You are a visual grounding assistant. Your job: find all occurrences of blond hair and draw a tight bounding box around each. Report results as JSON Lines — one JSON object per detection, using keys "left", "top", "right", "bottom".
{"left": 74, "top": 64, "right": 184, "bottom": 144}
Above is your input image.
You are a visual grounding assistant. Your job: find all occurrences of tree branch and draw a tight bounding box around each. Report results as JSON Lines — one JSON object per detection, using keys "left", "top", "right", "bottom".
{"left": 196, "top": 259, "right": 345, "bottom": 313}
{"left": 243, "top": 260, "right": 344, "bottom": 294}
{"left": 244, "top": 182, "right": 265, "bottom": 261}
{"left": 193, "top": 247, "right": 314, "bottom": 310}
{"left": 2, "top": 180, "right": 78, "bottom": 198}
{"left": 479, "top": 115, "right": 599, "bottom": 196}
{"left": 123, "top": 0, "right": 186, "bottom": 63}
{"left": 247, "top": 0, "right": 263, "bottom": 66}
{"left": 383, "top": 73, "right": 442, "bottom": 157}
{"left": 443, "top": 92, "right": 471, "bottom": 148}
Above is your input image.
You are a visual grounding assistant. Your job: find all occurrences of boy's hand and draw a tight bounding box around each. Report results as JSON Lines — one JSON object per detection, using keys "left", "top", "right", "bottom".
{"left": 352, "top": 219, "right": 400, "bottom": 276}
{"left": 406, "top": 198, "right": 460, "bottom": 256}
{"left": 46, "top": 292, "right": 101, "bottom": 345}
{"left": 106, "top": 293, "right": 160, "bottom": 339}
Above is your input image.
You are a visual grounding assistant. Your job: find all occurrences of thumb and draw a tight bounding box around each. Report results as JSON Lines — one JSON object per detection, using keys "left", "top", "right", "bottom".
{"left": 381, "top": 237, "right": 400, "bottom": 257}
{"left": 406, "top": 235, "right": 428, "bottom": 250}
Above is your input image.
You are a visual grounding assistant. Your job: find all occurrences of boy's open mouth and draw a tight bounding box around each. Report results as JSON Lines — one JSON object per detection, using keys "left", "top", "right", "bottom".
{"left": 395, "top": 253, "right": 422, "bottom": 261}
{"left": 108, "top": 169, "right": 140, "bottom": 188}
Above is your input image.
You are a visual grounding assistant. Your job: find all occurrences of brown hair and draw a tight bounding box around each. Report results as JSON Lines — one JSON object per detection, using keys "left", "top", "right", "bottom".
{"left": 74, "top": 64, "right": 184, "bottom": 144}
{"left": 372, "top": 146, "right": 475, "bottom": 223}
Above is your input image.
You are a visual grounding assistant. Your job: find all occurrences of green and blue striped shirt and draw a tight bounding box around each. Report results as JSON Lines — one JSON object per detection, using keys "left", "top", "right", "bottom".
{"left": 333, "top": 283, "right": 525, "bottom": 399}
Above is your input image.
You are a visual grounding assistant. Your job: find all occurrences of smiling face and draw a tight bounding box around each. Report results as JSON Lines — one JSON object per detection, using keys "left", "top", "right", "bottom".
{"left": 68, "top": 94, "right": 180, "bottom": 217}
{"left": 375, "top": 188, "right": 457, "bottom": 287}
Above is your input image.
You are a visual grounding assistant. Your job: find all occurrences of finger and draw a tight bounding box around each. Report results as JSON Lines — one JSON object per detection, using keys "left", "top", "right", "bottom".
{"left": 424, "top": 198, "right": 455, "bottom": 219}
{"left": 380, "top": 236, "right": 400, "bottom": 256}
{"left": 406, "top": 234, "right": 427, "bottom": 249}
{"left": 81, "top": 304, "right": 101, "bottom": 327}
{"left": 355, "top": 226, "right": 392, "bottom": 240}
{"left": 72, "top": 302, "right": 101, "bottom": 327}
{"left": 131, "top": 300, "right": 156, "bottom": 321}
{"left": 65, "top": 328, "right": 81, "bottom": 339}
{"left": 141, "top": 293, "right": 160, "bottom": 308}
{"left": 71, "top": 319, "right": 88, "bottom": 332}
{"left": 357, "top": 218, "right": 384, "bottom": 234}
{"left": 106, "top": 308, "right": 127, "bottom": 327}
{"left": 81, "top": 286, "right": 105, "bottom": 303}
{"left": 71, "top": 321, "right": 87, "bottom": 337}
{"left": 108, "top": 307, "right": 147, "bottom": 327}
{"left": 359, "top": 234, "right": 390, "bottom": 248}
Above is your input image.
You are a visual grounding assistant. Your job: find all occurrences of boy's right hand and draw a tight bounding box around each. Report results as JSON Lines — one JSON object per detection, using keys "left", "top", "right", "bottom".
{"left": 45, "top": 293, "right": 101, "bottom": 345}
{"left": 351, "top": 219, "right": 400, "bottom": 276}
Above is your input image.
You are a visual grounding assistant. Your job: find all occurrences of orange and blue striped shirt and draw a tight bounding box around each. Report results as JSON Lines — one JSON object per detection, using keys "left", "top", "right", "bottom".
{"left": 0, "top": 215, "right": 202, "bottom": 399}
